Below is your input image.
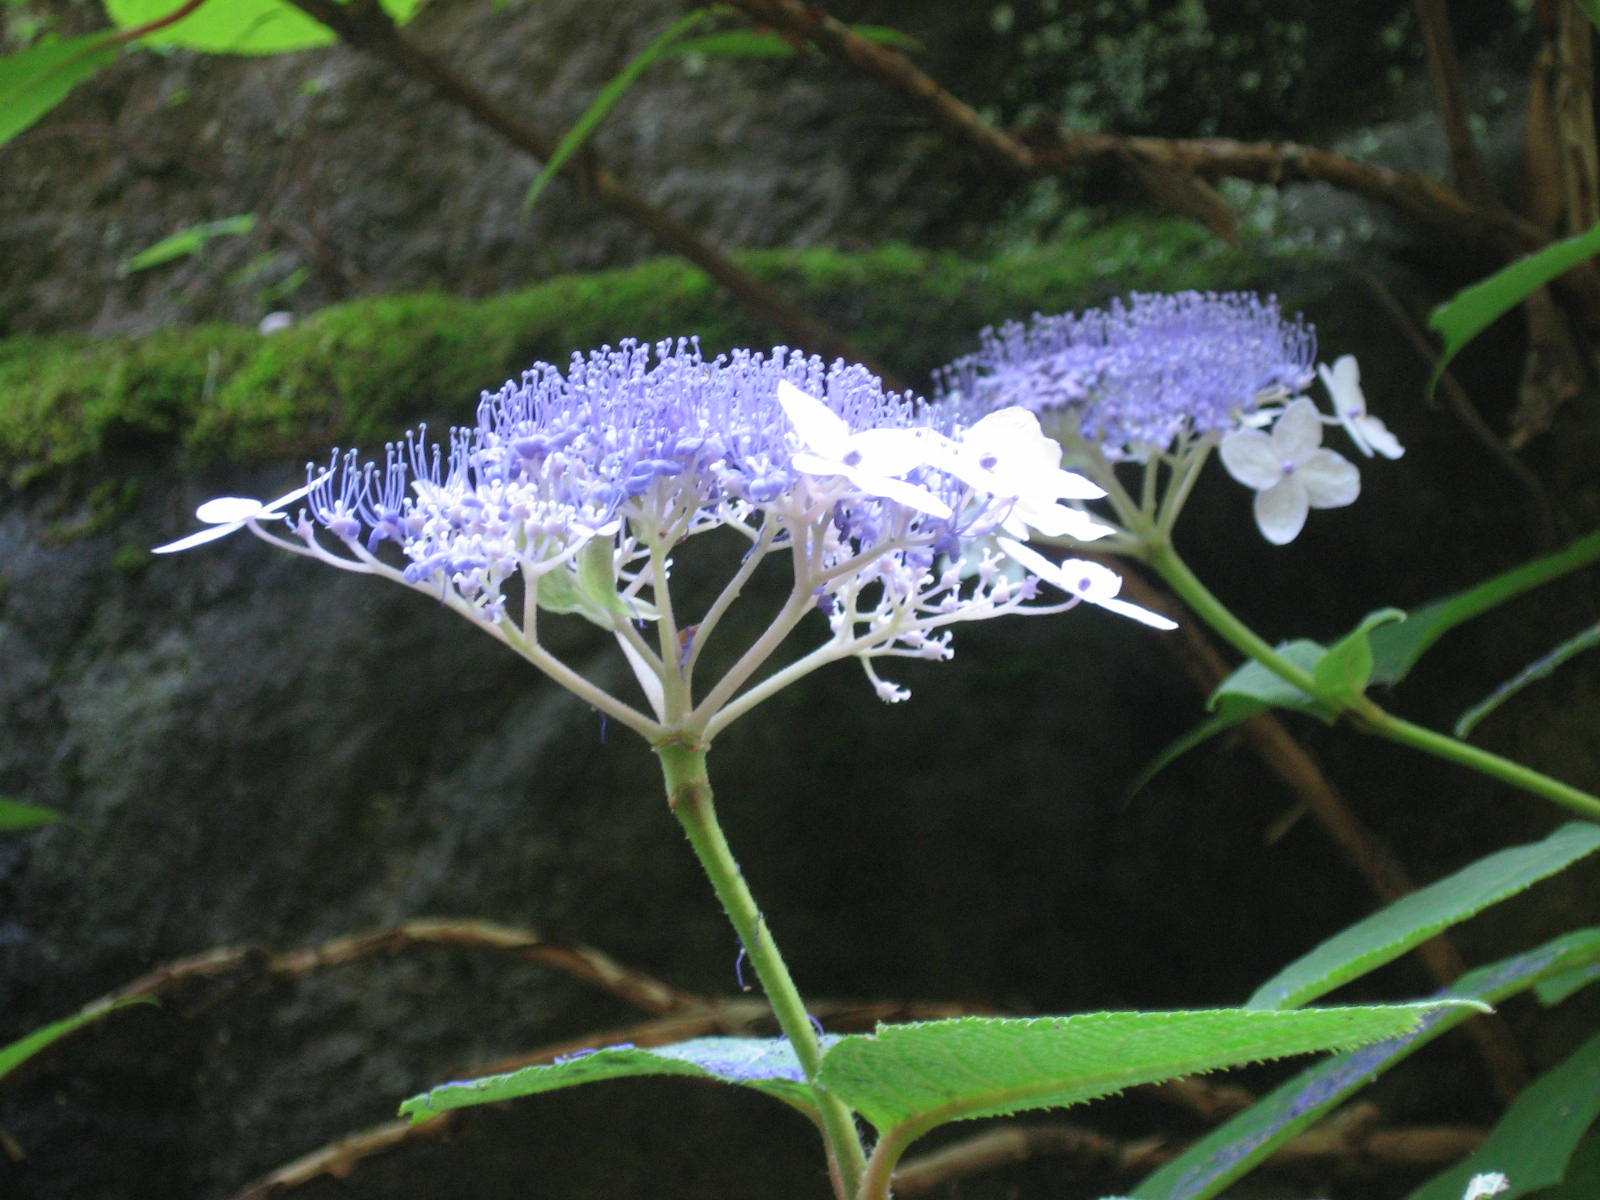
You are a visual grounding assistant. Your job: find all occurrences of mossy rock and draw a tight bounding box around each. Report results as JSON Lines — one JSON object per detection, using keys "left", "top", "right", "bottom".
{"left": 0, "top": 221, "right": 1305, "bottom": 492}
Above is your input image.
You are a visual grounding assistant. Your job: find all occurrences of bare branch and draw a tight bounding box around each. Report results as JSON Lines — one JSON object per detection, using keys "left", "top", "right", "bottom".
{"left": 278, "top": 0, "right": 904, "bottom": 386}
{"left": 725, "top": 0, "right": 1547, "bottom": 255}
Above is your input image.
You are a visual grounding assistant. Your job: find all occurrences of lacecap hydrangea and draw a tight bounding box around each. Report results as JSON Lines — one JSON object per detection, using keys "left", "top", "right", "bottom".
{"left": 157, "top": 340, "right": 1172, "bottom": 741}
{"left": 937, "top": 292, "right": 1402, "bottom": 545}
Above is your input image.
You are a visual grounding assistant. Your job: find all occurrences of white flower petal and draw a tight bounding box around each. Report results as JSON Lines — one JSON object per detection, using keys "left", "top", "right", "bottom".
{"left": 1254, "top": 478, "right": 1310, "bottom": 545}
{"left": 1356, "top": 414, "right": 1404, "bottom": 460}
{"left": 1270, "top": 397, "right": 1325, "bottom": 458}
{"left": 1219, "top": 429, "right": 1285, "bottom": 490}
{"left": 195, "top": 496, "right": 268, "bottom": 524}
{"left": 1297, "top": 449, "right": 1361, "bottom": 508}
{"left": 152, "top": 522, "right": 249, "bottom": 554}
{"left": 777, "top": 380, "right": 851, "bottom": 455}
{"left": 844, "top": 468, "right": 953, "bottom": 518}
{"left": 1318, "top": 356, "right": 1364, "bottom": 419}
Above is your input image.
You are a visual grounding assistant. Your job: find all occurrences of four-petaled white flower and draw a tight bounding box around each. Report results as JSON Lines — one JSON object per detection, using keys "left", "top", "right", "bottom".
{"left": 1461, "top": 1173, "right": 1509, "bottom": 1200}
{"left": 938, "top": 407, "right": 1116, "bottom": 542}
{"left": 997, "top": 537, "right": 1177, "bottom": 629}
{"left": 777, "top": 381, "right": 951, "bottom": 517}
{"left": 1219, "top": 398, "right": 1360, "bottom": 545}
{"left": 152, "top": 476, "right": 327, "bottom": 554}
{"left": 1319, "top": 355, "right": 1403, "bottom": 459}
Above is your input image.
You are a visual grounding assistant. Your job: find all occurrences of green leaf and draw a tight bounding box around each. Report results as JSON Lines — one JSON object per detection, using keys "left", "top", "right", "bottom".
{"left": 1124, "top": 711, "right": 1239, "bottom": 800}
{"left": 1406, "top": 1029, "right": 1600, "bottom": 1200}
{"left": 1249, "top": 822, "right": 1600, "bottom": 1010}
{"left": 1367, "top": 530, "right": 1600, "bottom": 687}
{"left": 1131, "top": 642, "right": 1336, "bottom": 790}
{"left": 0, "top": 995, "right": 151, "bottom": 1081}
{"left": 1428, "top": 221, "right": 1600, "bottom": 396}
{"left": 0, "top": 33, "right": 121, "bottom": 149}
{"left": 1208, "top": 640, "right": 1338, "bottom": 723}
{"left": 120, "top": 214, "right": 258, "bottom": 275}
{"left": 1312, "top": 608, "right": 1404, "bottom": 703}
{"left": 1456, "top": 618, "right": 1600, "bottom": 737}
{"left": 521, "top": 7, "right": 723, "bottom": 215}
{"left": 1130, "top": 927, "right": 1600, "bottom": 1200}
{"left": 103, "top": 0, "right": 425, "bottom": 55}
{"left": 399, "top": 1036, "right": 834, "bottom": 1124}
{"left": 1527, "top": 1132, "right": 1600, "bottom": 1199}
{"left": 0, "top": 796, "right": 68, "bottom": 832}
{"left": 816, "top": 1006, "right": 1474, "bottom": 1140}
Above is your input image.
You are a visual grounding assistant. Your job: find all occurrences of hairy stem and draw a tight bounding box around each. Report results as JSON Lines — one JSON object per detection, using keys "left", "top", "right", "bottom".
{"left": 656, "top": 738, "right": 868, "bottom": 1198}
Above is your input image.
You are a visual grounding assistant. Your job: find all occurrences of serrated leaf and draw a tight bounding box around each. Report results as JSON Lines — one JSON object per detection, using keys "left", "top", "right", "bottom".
{"left": 399, "top": 1036, "right": 834, "bottom": 1124}
{"left": 1406, "top": 1029, "right": 1600, "bottom": 1200}
{"left": 104, "top": 0, "right": 425, "bottom": 55}
{"left": 1312, "top": 608, "right": 1404, "bottom": 702}
{"left": 0, "top": 796, "right": 68, "bottom": 832}
{"left": 1131, "top": 927, "right": 1600, "bottom": 1200}
{"left": 0, "top": 995, "right": 151, "bottom": 1081}
{"left": 817, "top": 1006, "right": 1470, "bottom": 1139}
{"left": 0, "top": 33, "right": 120, "bottom": 148}
{"left": 120, "top": 214, "right": 257, "bottom": 275}
{"left": 1456, "top": 617, "right": 1600, "bottom": 737}
{"left": 1428, "top": 221, "right": 1600, "bottom": 396}
{"left": 1367, "top": 531, "right": 1600, "bottom": 687}
{"left": 1249, "top": 822, "right": 1600, "bottom": 1010}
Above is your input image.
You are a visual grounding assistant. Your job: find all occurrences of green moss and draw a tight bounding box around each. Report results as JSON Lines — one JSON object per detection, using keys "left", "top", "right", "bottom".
{"left": 0, "top": 225, "right": 1316, "bottom": 491}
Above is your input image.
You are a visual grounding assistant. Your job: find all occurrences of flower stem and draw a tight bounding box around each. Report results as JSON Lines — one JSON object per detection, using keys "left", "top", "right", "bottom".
{"left": 1145, "top": 540, "right": 1600, "bottom": 823}
{"left": 655, "top": 735, "right": 868, "bottom": 1199}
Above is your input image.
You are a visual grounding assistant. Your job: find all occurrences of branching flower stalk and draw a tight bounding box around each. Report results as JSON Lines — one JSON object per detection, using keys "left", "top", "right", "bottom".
{"left": 155, "top": 338, "right": 1174, "bottom": 1200}
{"left": 940, "top": 290, "right": 1600, "bottom": 824}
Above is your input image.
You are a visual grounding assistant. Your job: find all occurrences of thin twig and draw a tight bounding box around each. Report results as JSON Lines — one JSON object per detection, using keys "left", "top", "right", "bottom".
{"left": 277, "top": 0, "right": 902, "bottom": 387}
{"left": 2, "top": 918, "right": 709, "bottom": 1086}
{"left": 724, "top": 0, "right": 1546, "bottom": 255}
{"left": 890, "top": 1110, "right": 1485, "bottom": 1196}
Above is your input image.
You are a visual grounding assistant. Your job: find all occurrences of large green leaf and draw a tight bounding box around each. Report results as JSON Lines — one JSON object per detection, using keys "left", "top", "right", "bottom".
{"left": 1428, "top": 221, "right": 1600, "bottom": 395}
{"left": 1311, "top": 608, "right": 1404, "bottom": 705}
{"left": 104, "top": 0, "right": 425, "bottom": 55}
{"left": 1367, "top": 530, "right": 1600, "bottom": 687}
{"left": 0, "top": 33, "right": 121, "bottom": 148}
{"left": 399, "top": 1036, "right": 834, "bottom": 1124}
{"left": 815, "top": 1006, "right": 1475, "bottom": 1140}
{"left": 1249, "top": 822, "right": 1600, "bottom": 1010}
{"left": 1406, "top": 1029, "right": 1600, "bottom": 1200}
{"left": 1131, "top": 927, "right": 1600, "bottom": 1200}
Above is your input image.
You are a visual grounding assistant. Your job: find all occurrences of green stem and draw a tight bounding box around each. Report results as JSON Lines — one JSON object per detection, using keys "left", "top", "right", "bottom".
{"left": 1146, "top": 540, "right": 1600, "bottom": 823}
{"left": 655, "top": 736, "right": 869, "bottom": 1199}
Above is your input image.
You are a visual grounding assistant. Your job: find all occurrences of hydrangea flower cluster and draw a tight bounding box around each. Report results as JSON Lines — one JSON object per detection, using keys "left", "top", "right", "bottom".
{"left": 937, "top": 293, "right": 1403, "bottom": 545}
{"left": 157, "top": 340, "right": 1172, "bottom": 741}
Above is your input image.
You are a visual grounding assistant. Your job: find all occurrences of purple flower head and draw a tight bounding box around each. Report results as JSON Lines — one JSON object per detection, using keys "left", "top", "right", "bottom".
{"left": 939, "top": 292, "right": 1317, "bottom": 458}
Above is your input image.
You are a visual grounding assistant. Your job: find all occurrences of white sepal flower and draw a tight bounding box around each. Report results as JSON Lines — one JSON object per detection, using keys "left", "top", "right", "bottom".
{"left": 1219, "top": 398, "right": 1360, "bottom": 545}
{"left": 997, "top": 537, "right": 1177, "bottom": 630}
{"left": 1319, "top": 355, "right": 1402, "bottom": 459}
{"left": 1462, "top": 1173, "right": 1509, "bottom": 1200}
{"left": 152, "top": 476, "right": 327, "bottom": 554}
{"left": 939, "top": 407, "right": 1115, "bottom": 541}
{"left": 777, "top": 381, "right": 952, "bottom": 517}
